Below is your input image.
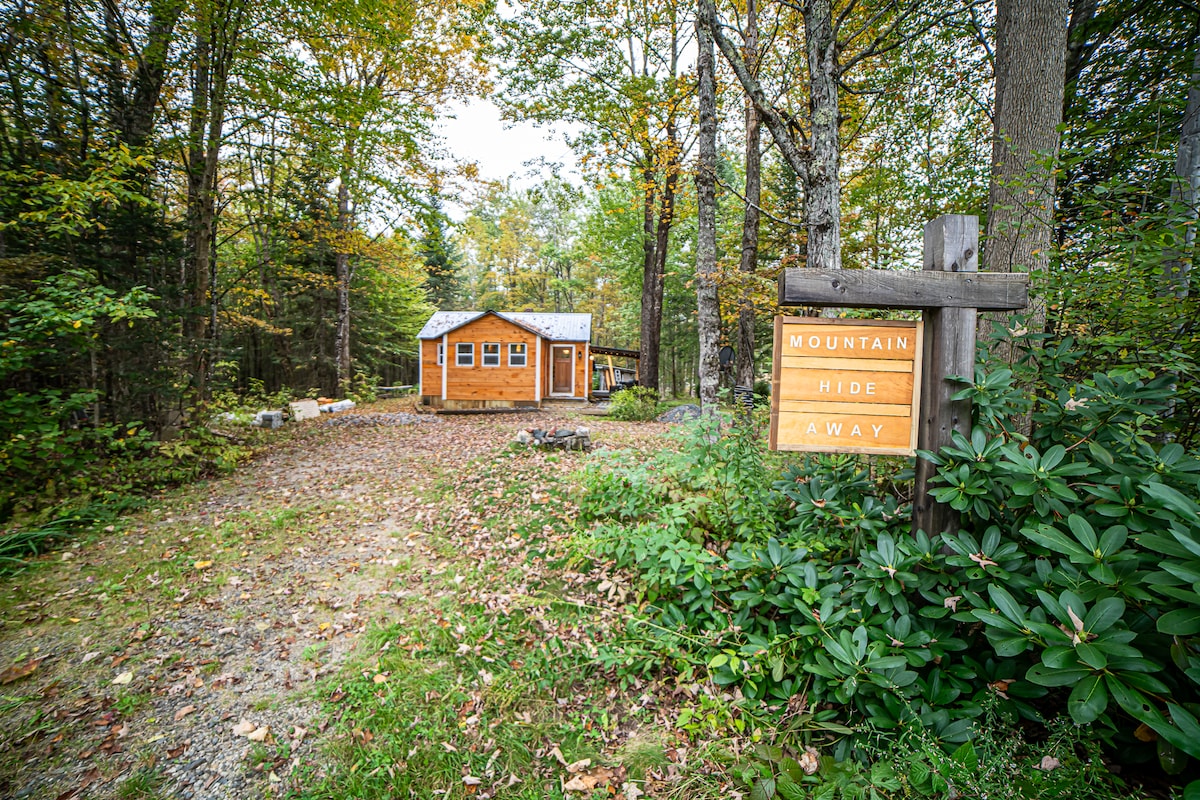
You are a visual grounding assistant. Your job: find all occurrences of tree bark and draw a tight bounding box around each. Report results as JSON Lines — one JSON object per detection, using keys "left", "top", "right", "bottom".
{"left": 101, "top": 0, "right": 183, "bottom": 149}
{"left": 1165, "top": 45, "right": 1200, "bottom": 298}
{"left": 695, "top": 2, "right": 720, "bottom": 410}
{"left": 703, "top": 0, "right": 840, "bottom": 273}
{"left": 984, "top": 0, "right": 1068, "bottom": 332}
{"left": 736, "top": 0, "right": 760, "bottom": 389}
{"left": 184, "top": 0, "right": 244, "bottom": 403}
{"left": 804, "top": 0, "right": 841, "bottom": 272}
{"left": 639, "top": 164, "right": 662, "bottom": 393}
{"left": 638, "top": 120, "right": 679, "bottom": 394}
{"left": 184, "top": 21, "right": 213, "bottom": 403}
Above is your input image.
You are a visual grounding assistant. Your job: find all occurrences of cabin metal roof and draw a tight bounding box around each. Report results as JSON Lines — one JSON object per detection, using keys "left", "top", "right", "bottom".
{"left": 418, "top": 311, "right": 592, "bottom": 342}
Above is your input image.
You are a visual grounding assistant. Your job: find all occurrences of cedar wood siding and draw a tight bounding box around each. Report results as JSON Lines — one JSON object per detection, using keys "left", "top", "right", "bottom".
{"left": 445, "top": 316, "right": 538, "bottom": 402}
{"left": 420, "top": 339, "right": 441, "bottom": 402}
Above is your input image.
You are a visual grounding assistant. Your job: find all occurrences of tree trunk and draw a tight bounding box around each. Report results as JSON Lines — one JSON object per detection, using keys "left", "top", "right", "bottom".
{"left": 984, "top": 0, "right": 1068, "bottom": 332}
{"left": 639, "top": 165, "right": 661, "bottom": 392}
{"left": 183, "top": 1, "right": 242, "bottom": 404}
{"left": 1165, "top": 45, "right": 1200, "bottom": 298}
{"left": 335, "top": 176, "right": 353, "bottom": 397}
{"left": 736, "top": 0, "right": 760, "bottom": 389}
{"left": 702, "top": 0, "right": 839, "bottom": 274}
{"left": 184, "top": 23, "right": 213, "bottom": 403}
{"left": 695, "top": 3, "right": 720, "bottom": 410}
{"left": 639, "top": 121, "right": 680, "bottom": 395}
{"left": 803, "top": 0, "right": 841, "bottom": 272}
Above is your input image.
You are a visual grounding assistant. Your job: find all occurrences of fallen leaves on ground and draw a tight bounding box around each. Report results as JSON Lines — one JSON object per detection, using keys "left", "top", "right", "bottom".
{"left": 0, "top": 658, "right": 41, "bottom": 685}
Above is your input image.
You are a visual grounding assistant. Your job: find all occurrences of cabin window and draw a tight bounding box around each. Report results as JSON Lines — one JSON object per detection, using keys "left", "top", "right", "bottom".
{"left": 508, "top": 343, "right": 527, "bottom": 367}
{"left": 436, "top": 343, "right": 444, "bottom": 365}
{"left": 456, "top": 342, "right": 474, "bottom": 366}
{"left": 482, "top": 342, "right": 501, "bottom": 366}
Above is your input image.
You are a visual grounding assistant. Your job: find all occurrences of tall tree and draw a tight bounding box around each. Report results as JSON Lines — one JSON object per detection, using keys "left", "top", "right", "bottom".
{"left": 495, "top": 0, "right": 693, "bottom": 391}
{"left": 735, "top": 0, "right": 761, "bottom": 389}
{"left": 418, "top": 195, "right": 463, "bottom": 308}
{"left": 292, "top": 0, "right": 484, "bottom": 396}
{"left": 1166, "top": 43, "right": 1200, "bottom": 297}
{"left": 703, "top": 0, "right": 976, "bottom": 276}
{"left": 696, "top": 0, "right": 720, "bottom": 409}
{"left": 182, "top": 0, "right": 254, "bottom": 402}
{"left": 984, "top": 0, "right": 1069, "bottom": 310}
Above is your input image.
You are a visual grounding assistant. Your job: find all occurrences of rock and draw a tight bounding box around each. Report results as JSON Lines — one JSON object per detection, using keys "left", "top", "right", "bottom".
{"left": 515, "top": 430, "right": 533, "bottom": 445}
{"left": 253, "top": 410, "right": 283, "bottom": 429}
{"left": 289, "top": 399, "right": 321, "bottom": 421}
{"left": 318, "top": 399, "right": 356, "bottom": 413}
{"left": 556, "top": 429, "right": 575, "bottom": 437}
{"left": 657, "top": 404, "right": 702, "bottom": 423}
{"left": 575, "top": 426, "right": 590, "bottom": 436}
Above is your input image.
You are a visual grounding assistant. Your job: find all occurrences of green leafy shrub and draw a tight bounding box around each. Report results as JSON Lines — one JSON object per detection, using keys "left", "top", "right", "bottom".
{"left": 607, "top": 386, "right": 661, "bottom": 421}
{"left": 581, "top": 330, "right": 1200, "bottom": 783}
{"left": 742, "top": 710, "right": 1135, "bottom": 800}
{"left": 0, "top": 270, "right": 157, "bottom": 521}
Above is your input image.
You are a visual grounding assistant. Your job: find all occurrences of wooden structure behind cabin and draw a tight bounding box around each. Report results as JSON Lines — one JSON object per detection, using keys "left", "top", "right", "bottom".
{"left": 590, "top": 345, "right": 640, "bottom": 398}
{"left": 418, "top": 311, "right": 592, "bottom": 410}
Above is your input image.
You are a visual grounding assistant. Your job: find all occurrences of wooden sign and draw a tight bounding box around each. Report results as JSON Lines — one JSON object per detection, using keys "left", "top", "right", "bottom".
{"left": 773, "top": 215, "right": 1030, "bottom": 537}
{"left": 770, "top": 317, "right": 923, "bottom": 456}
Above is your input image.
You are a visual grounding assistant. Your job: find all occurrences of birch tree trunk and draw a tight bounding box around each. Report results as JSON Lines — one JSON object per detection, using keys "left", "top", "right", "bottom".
{"left": 696, "top": 2, "right": 720, "bottom": 410}
{"left": 984, "top": 0, "right": 1068, "bottom": 332}
{"left": 703, "top": 0, "right": 840, "bottom": 274}
{"left": 736, "top": 0, "right": 760, "bottom": 389}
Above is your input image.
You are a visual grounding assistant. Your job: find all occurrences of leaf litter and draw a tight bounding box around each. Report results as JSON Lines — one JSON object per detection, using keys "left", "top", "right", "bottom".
{"left": 0, "top": 406, "right": 735, "bottom": 799}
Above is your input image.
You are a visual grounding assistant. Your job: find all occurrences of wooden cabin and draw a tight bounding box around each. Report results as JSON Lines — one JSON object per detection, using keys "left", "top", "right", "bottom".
{"left": 418, "top": 311, "right": 592, "bottom": 410}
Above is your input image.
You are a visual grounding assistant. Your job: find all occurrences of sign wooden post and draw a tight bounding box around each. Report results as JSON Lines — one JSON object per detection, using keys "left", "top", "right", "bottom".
{"left": 912, "top": 216, "right": 979, "bottom": 538}
{"left": 773, "top": 214, "right": 1029, "bottom": 537}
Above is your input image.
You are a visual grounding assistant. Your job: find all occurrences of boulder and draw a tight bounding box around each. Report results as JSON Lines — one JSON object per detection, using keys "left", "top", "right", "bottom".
{"left": 657, "top": 404, "right": 702, "bottom": 423}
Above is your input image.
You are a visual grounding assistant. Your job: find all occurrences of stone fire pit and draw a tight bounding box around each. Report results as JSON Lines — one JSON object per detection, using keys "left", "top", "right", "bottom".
{"left": 515, "top": 426, "right": 592, "bottom": 451}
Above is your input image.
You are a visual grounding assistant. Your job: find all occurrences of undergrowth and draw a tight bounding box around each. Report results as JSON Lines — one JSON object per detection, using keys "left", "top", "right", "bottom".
{"left": 577, "top": 327, "right": 1200, "bottom": 796}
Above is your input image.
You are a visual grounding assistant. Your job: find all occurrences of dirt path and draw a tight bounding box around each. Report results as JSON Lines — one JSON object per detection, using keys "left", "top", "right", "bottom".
{"left": 0, "top": 408, "right": 660, "bottom": 800}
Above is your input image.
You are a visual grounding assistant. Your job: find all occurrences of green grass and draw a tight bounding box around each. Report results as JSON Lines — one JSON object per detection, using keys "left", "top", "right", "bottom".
{"left": 116, "top": 766, "right": 172, "bottom": 800}
{"left": 287, "top": 590, "right": 620, "bottom": 798}
{"left": 285, "top": 442, "right": 660, "bottom": 799}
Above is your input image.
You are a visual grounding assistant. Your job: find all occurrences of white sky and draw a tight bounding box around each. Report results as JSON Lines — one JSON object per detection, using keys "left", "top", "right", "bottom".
{"left": 438, "top": 98, "right": 581, "bottom": 215}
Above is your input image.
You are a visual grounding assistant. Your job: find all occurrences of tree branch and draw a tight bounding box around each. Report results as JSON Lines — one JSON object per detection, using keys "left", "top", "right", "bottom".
{"left": 715, "top": 173, "right": 803, "bottom": 229}
{"left": 700, "top": 0, "right": 811, "bottom": 181}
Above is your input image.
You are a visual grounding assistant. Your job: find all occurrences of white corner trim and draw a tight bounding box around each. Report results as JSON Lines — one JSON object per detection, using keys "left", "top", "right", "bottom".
{"left": 441, "top": 334, "right": 447, "bottom": 401}
{"left": 534, "top": 335, "right": 542, "bottom": 403}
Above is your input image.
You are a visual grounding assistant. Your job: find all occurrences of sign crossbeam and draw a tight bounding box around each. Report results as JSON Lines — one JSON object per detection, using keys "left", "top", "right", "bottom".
{"left": 778, "top": 268, "right": 1028, "bottom": 311}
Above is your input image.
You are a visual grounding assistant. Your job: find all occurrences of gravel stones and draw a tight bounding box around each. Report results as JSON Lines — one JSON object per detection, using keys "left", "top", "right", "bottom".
{"left": 320, "top": 413, "right": 439, "bottom": 427}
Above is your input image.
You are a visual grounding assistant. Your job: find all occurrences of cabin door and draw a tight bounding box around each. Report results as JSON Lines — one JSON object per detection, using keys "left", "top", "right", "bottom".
{"left": 551, "top": 346, "right": 573, "bottom": 395}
